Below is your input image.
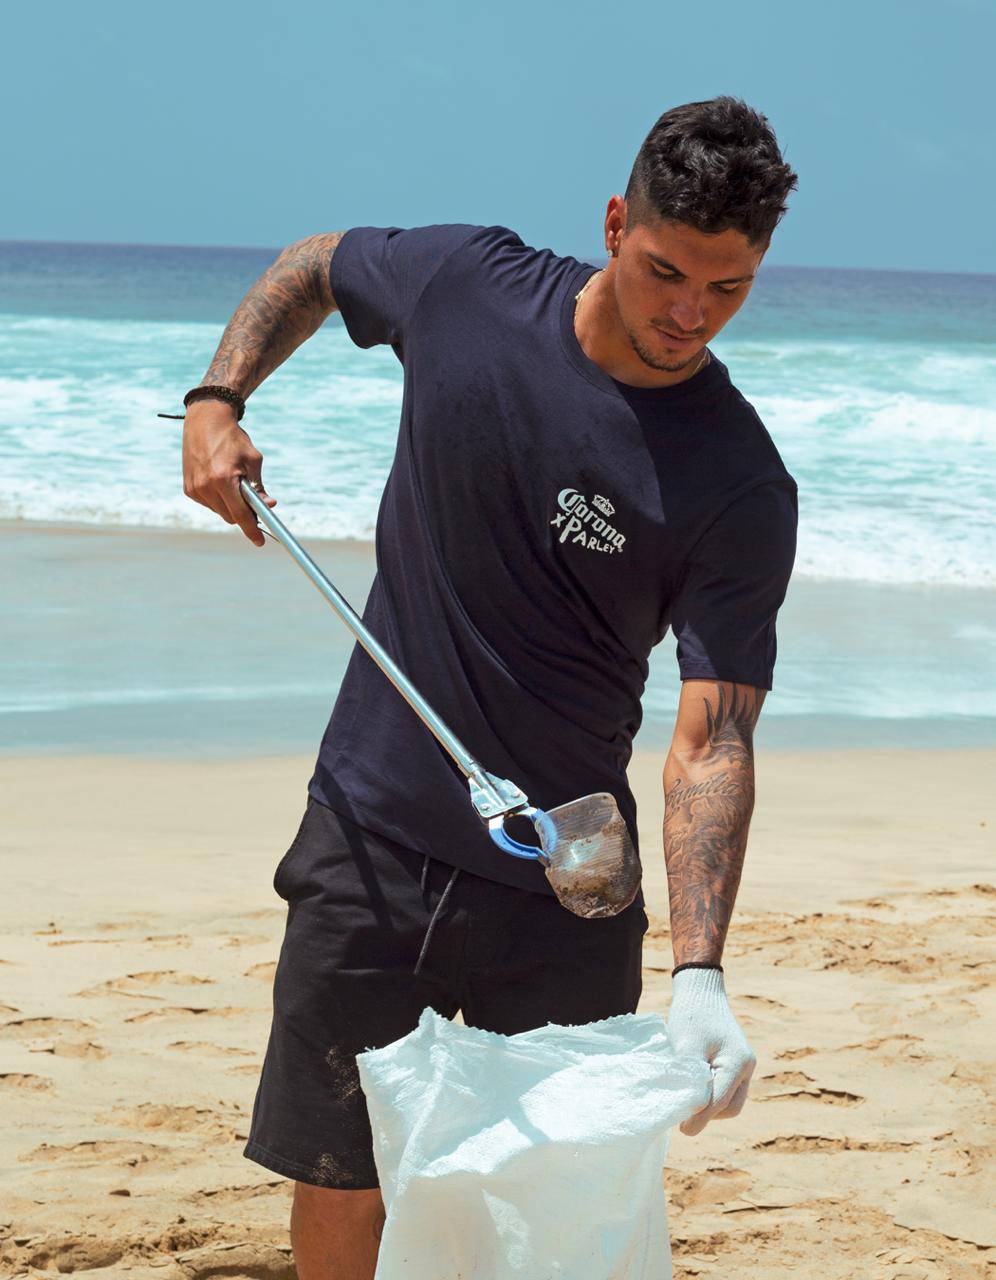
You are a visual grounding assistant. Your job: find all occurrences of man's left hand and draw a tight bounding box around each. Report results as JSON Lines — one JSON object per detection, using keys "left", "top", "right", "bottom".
{"left": 666, "top": 967, "right": 757, "bottom": 1136}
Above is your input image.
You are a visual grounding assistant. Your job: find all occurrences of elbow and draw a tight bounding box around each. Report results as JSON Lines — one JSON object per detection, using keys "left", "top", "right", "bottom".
{"left": 665, "top": 742, "right": 725, "bottom": 784}
{"left": 665, "top": 742, "right": 757, "bottom": 805}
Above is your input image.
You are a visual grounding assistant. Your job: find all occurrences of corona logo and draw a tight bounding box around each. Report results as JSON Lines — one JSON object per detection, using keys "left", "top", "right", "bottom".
{"left": 550, "top": 487, "right": 627, "bottom": 555}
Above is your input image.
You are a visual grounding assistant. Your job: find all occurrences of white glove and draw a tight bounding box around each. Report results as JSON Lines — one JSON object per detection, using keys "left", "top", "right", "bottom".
{"left": 666, "top": 967, "right": 757, "bottom": 1136}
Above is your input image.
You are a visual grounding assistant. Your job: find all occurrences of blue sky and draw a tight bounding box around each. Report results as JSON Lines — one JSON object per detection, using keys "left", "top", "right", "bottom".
{"left": 1, "top": 0, "right": 991, "bottom": 273}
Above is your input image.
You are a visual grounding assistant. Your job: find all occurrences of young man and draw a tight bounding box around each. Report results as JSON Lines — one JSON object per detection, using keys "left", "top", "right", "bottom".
{"left": 182, "top": 96, "right": 798, "bottom": 1279}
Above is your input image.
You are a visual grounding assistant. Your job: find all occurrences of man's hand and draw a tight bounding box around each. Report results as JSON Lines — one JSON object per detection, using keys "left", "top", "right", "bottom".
{"left": 181, "top": 400, "right": 277, "bottom": 547}
{"left": 666, "top": 967, "right": 756, "bottom": 1135}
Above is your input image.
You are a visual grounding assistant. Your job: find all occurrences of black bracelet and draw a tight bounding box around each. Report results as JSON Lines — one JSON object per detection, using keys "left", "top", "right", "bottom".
{"left": 671, "top": 961, "right": 724, "bottom": 977}
{"left": 182, "top": 384, "right": 247, "bottom": 420}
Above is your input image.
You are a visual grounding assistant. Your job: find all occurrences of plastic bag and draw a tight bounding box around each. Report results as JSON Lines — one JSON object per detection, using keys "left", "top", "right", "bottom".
{"left": 357, "top": 1007, "right": 713, "bottom": 1279}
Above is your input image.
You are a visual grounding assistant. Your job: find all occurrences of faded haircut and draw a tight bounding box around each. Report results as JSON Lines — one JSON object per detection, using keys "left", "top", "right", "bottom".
{"left": 625, "top": 97, "right": 798, "bottom": 247}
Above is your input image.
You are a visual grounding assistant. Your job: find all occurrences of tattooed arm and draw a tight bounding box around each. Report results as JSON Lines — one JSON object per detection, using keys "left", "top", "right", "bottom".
{"left": 182, "top": 233, "right": 344, "bottom": 545}
{"left": 663, "top": 680, "right": 766, "bottom": 968}
{"left": 196, "top": 232, "right": 344, "bottom": 398}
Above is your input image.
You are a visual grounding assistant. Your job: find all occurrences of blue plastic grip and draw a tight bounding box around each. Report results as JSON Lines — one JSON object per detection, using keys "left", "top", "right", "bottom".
{"left": 488, "top": 811, "right": 549, "bottom": 861}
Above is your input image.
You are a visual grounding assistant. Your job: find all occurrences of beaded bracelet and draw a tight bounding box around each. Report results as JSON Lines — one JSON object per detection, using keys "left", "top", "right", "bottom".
{"left": 671, "top": 961, "right": 724, "bottom": 977}
{"left": 183, "top": 384, "right": 247, "bottom": 420}
{"left": 156, "top": 385, "right": 248, "bottom": 423}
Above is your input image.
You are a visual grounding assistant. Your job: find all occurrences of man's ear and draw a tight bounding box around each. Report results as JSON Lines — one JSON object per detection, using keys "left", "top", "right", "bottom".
{"left": 604, "top": 194, "right": 627, "bottom": 254}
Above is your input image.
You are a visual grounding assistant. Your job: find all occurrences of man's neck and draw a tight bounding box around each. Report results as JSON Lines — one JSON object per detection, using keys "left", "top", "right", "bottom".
{"left": 574, "top": 264, "right": 709, "bottom": 390}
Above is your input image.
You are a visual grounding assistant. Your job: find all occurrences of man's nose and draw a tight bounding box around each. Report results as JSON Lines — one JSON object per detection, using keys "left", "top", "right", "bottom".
{"left": 669, "top": 287, "right": 706, "bottom": 334}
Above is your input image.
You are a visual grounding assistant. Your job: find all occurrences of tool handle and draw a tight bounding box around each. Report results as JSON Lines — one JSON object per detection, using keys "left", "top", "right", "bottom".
{"left": 239, "top": 479, "right": 483, "bottom": 779}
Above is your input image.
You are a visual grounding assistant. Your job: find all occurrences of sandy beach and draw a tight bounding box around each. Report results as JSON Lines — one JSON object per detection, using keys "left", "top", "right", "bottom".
{"left": 1, "top": 747, "right": 993, "bottom": 1279}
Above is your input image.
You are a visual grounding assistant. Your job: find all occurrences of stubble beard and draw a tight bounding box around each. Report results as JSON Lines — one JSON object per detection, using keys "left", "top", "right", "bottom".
{"left": 627, "top": 325, "right": 705, "bottom": 374}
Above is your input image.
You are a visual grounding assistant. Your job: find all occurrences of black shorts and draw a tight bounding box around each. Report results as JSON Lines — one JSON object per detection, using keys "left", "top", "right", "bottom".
{"left": 243, "top": 795, "right": 648, "bottom": 1190}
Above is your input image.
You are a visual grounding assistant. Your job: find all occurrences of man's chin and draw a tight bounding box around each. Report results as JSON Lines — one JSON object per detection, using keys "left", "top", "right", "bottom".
{"left": 629, "top": 333, "right": 704, "bottom": 374}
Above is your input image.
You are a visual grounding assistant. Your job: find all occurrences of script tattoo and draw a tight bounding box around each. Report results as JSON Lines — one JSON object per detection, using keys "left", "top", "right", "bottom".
{"left": 663, "top": 684, "right": 764, "bottom": 967}
{"left": 200, "top": 231, "right": 344, "bottom": 397}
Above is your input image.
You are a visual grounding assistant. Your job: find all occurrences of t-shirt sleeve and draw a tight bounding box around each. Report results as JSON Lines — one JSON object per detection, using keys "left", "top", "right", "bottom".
{"left": 669, "top": 477, "right": 798, "bottom": 690}
{"left": 329, "top": 224, "right": 483, "bottom": 350}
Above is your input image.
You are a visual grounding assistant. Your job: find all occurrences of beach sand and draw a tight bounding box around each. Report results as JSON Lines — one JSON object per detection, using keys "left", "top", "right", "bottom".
{"left": 1, "top": 748, "right": 993, "bottom": 1279}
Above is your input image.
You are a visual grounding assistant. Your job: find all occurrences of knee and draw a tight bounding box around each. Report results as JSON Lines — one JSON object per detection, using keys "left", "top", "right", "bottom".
{"left": 291, "top": 1180, "right": 385, "bottom": 1237}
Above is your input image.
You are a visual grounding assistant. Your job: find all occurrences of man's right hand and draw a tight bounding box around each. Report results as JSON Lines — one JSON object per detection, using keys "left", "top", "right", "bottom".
{"left": 181, "top": 400, "right": 277, "bottom": 548}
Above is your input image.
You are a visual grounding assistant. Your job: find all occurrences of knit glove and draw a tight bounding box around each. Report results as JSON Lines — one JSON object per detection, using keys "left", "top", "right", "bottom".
{"left": 666, "top": 967, "right": 757, "bottom": 1136}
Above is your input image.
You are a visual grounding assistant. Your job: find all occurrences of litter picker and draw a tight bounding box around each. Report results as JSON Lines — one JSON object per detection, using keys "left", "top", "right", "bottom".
{"left": 239, "top": 479, "right": 641, "bottom": 919}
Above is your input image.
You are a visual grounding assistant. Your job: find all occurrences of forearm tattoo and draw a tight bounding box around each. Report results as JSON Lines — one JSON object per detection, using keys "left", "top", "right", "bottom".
{"left": 200, "top": 231, "right": 344, "bottom": 397}
{"left": 663, "top": 684, "right": 763, "bottom": 967}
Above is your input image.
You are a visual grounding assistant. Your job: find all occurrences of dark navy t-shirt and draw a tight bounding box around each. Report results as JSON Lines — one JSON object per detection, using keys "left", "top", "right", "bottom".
{"left": 308, "top": 224, "right": 798, "bottom": 894}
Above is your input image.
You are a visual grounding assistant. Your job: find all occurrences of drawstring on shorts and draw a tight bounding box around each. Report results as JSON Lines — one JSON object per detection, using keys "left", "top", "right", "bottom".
{"left": 414, "top": 853, "right": 460, "bottom": 977}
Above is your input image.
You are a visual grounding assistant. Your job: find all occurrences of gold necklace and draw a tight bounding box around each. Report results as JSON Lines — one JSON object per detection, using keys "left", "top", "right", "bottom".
{"left": 574, "top": 269, "right": 602, "bottom": 310}
{"left": 575, "top": 269, "right": 711, "bottom": 378}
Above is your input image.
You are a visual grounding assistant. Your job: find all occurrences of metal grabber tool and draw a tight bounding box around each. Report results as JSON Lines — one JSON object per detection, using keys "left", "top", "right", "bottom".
{"left": 239, "top": 480, "right": 641, "bottom": 919}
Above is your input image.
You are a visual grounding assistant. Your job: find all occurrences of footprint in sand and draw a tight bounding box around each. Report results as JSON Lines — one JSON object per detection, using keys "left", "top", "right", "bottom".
{"left": 12, "top": 1232, "right": 292, "bottom": 1279}
{"left": 666, "top": 1166, "right": 753, "bottom": 1211}
{"left": 840, "top": 1032, "right": 925, "bottom": 1057}
{"left": 855, "top": 995, "right": 979, "bottom": 1030}
{"left": 761, "top": 1069, "right": 817, "bottom": 1085}
{"left": 925, "top": 883, "right": 995, "bottom": 900}
{"left": 244, "top": 961, "right": 277, "bottom": 981}
{"left": 950, "top": 1061, "right": 991, "bottom": 1089}
{"left": 167, "top": 1040, "right": 256, "bottom": 1058}
{"left": 99, "top": 1103, "right": 247, "bottom": 1141}
{"left": 9, "top": 1232, "right": 130, "bottom": 1275}
{"left": 0, "top": 1072, "right": 54, "bottom": 1091}
{"left": 74, "top": 971, "right": 215, "bottom": 999}
{"left": 774, "top": 1045, "right": 818, "bottom": 1060}
{"left": 190, "top": 1180, "right": 288, "bottom": 1206}
{"left": 173, "top": 1241, "right": 295, "bottom": 1280}
{"left": 0, "top": 1016, "right": 94, "bottom": 1038}
{"left": 753, "top": 1134, "right": 915, "bottom": 1153}
{"left": 753, "top": 1070, "right": 864, "bottom": 1106}
{"left": 19, "top": 1138, "right": 170, "bottom": 1166}
{"left": 74, "top": 985, "right": 166, "bottom": 1002}
{"left": 28, "top": 1040, "right": 108, "bottom": 1060}
{"left": 115, "top": 970, "right": 214, "bottom": 986}
{"left": 124, "top": 1006, "right": 249, "bottom": 1024}
{"left": 729, "top": 909, "right": 981, "bottom": 979}
{"left": 48, "top": 933, "right": 191, "bottom": 948}
{"left": 737, "top": 993, "right": 791, "bottom": 1010}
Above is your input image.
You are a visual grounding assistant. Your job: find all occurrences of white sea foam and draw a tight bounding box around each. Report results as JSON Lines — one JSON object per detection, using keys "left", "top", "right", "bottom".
{"left": 3, "top": 314, "right": 995, "bottom": 585}
{"left": 0, "top": 680, "right": 333, "bottom": 715}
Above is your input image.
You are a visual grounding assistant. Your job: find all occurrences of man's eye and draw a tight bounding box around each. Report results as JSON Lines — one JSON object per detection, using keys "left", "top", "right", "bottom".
{"left": 651, "top": 268, "right": 739, "bottom": 295}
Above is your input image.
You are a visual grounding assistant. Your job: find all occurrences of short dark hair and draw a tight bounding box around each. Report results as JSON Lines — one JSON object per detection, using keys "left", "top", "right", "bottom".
{"left": 624, "top": 97, "right": 798, "bottom": 247}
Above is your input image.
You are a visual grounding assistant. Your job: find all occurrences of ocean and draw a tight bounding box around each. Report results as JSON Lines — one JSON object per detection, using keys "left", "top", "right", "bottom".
{"left": 1, "top": 238, "right": 994, "bottom": 754}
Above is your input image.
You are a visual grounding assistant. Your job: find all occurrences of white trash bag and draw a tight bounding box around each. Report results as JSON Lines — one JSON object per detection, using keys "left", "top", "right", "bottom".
{"left": 357, "top": 1007, "right": 713, "bottom": 1279}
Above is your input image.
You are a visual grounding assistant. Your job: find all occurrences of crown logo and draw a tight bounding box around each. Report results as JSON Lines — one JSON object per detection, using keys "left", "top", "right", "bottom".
{"left": 592, "top": 494, "right": 615, "bottom": 517}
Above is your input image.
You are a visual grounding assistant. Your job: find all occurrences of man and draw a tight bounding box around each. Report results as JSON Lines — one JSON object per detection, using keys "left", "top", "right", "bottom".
{"left": 182, "top": 96, "right": 798, "bottom": 1279}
